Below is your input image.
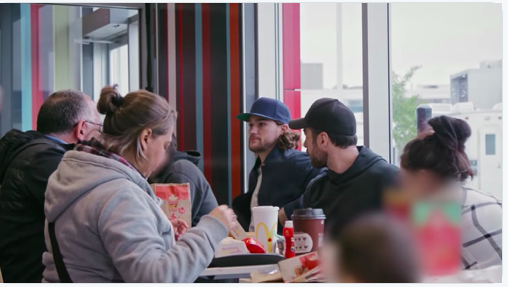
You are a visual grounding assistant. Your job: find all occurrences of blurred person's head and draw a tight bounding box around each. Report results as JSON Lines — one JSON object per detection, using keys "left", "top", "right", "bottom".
{"left": 289, "top": 98, "right": 358, "bottom": 169}
{"left": 237, "top": 98, "right": 300, "bottom": 160}
{"left": 321, "top": 213, "right": 420, "bottom": 283}
{"left": 400, "top": 116, "right": 473, "bottom": 198}
{"left": 97, "top": 86, "right": 176, "bottom": 178}
{"left": 36, "top": 89, "right": 101, "bottom": 143}
{"left": 151, "top": 133, "right": 178, "bottom": 178}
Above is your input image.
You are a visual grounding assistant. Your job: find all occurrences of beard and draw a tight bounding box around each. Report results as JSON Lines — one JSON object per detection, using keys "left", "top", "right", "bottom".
{"left": 249, "top": 137, "right": 278, "bottom": 154}
{"left": 309, "top": 147, "right": 328, "bottom": 168}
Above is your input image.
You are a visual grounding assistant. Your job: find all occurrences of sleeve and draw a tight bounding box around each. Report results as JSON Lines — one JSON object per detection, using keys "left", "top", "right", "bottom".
{"left": 281, "top": 153, "right": 324, "bottom": 216}
{"left": 24, "top": 147, "right": 65, "bottom": 205}
{"left": 293, "top": 152, "right": 325, "bottom": 195}
{"left": 197, "top": 184, "right": 219, "bottom": 223}
{"left": 232, "top": 192, "right": 253, "bottom": 232}
{"left": 384, "top": 164, "right": 401, "bottom": 188}
{"left": 283, "top": 170, "right": 324, "bottom": 219}
{"left": 283, "top": 197, "right": 303, "bottom": 221}
{"left": 97, "top": 189, "right": 228, "bottom": 283}
{"left": 302, "top": 165, "right": 325, "bottom": 193}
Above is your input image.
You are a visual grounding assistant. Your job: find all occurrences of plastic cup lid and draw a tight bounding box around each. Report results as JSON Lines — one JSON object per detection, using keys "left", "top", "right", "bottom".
{"left": 292, "top": 208, "right": 326, "bottom": 220}
{"left": 252, "top": 206, "right": 280, "bottom": 211}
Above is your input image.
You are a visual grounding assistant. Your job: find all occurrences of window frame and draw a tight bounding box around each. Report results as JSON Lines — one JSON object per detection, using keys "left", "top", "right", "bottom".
{"left": 270, "top": 3, "right": 394, "bottom": 162}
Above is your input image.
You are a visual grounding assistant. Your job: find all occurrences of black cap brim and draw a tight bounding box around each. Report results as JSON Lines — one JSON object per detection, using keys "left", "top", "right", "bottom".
{"left": 288, "top": 118, "right": 308, "bottom": 129}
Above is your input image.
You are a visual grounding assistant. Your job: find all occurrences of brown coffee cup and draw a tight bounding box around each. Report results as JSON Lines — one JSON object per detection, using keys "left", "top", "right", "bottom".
{"left": 292, "top": 208, "right": 326, "bottom": 254}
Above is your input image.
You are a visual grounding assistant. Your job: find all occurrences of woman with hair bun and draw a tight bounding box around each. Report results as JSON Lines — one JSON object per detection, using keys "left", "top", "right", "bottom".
{"left": 42, "top": 86, "right": 237, "bottom": 283}
{"left": 400, "top": 115, "right": 502, "bottom": 270}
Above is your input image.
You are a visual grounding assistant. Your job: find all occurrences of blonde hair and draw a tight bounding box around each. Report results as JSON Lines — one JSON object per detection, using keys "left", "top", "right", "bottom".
{"left": 97, "top": 86, "right": 176, "bottom": 165}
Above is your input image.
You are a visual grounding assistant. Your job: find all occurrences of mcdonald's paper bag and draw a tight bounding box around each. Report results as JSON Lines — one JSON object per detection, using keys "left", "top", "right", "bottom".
{"left": 278, "top": 252, "right": 320, "bottom": 283}
{"left": 151, "top": 183, "right": 192, "bottom": 227}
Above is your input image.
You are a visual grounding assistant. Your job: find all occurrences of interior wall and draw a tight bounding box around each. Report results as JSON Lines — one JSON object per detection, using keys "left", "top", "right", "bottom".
{"left": 159, "top": 3, "right": 245, "bottom": 205}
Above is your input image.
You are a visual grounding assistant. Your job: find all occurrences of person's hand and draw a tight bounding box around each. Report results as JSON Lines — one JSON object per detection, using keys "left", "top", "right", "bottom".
{"left": 209, "top": 205, "right": 237, "bottom": 230}
{"left": 170, "top": 218, "right": 189, "bottom": 241}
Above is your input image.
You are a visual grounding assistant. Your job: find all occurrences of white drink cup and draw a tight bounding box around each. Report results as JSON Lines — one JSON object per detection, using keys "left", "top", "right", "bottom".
{"left": 252, "top": 206, "right": 279, "bottom": 253}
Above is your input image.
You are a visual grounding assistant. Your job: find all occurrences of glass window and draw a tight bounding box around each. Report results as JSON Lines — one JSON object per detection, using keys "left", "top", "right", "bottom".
{"left": 0, "top": 4, "right": 139, "bottom": 136}
{"left": 299, "top": 3, "right": 363, "bottom": 148}
{"left": 109, "top": 43, "right": 130, "bottom": 95}
{"left": 485, "top": 134, "right": 496, "bottom": 155}
{"left": 390, "top": 3, "right": 502, "bottom": 194}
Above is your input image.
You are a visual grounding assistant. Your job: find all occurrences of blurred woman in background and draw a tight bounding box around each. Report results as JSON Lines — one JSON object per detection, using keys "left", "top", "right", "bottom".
{"left": 399, "top": 115, "right": 502, "bottom": 270}
{"left": 42, "top": 86, "right": 237, "bottom": 283}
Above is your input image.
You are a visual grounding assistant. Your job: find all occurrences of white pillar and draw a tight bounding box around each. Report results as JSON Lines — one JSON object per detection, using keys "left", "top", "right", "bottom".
{"left": 362, "top": 3, "right": 392, "bottom": 162}
{"left": 336, "top": 3, "right": 343, "bottom": 98}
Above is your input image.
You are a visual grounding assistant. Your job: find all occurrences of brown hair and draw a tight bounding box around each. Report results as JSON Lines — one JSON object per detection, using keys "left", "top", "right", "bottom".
{"left": 277, "top": 124, "right": 301, "bottom": 150}
{"left": 97, "top": 86, "right": 176, "bottom": 165}
{"left": 332, "top": 213, "right": 420, "bottom": 283}
{"left": 311, "top": 128, "right": 358, "bottom": 148}
{"left": 400, "top": 115, "right": 474, "bottom": 182}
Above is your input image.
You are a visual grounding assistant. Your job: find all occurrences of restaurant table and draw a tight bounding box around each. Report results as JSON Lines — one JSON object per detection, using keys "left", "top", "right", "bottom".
{"left": 198, "top": 264, "right": 502, "bottom": 283}
{"left": 199, "top": 264, "right": 277, "bottom": 282}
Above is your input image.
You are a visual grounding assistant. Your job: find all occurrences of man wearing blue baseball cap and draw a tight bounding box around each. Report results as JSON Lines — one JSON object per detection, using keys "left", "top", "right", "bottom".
{"left": 233, "top": 97, "right": 324, "bottom": 232}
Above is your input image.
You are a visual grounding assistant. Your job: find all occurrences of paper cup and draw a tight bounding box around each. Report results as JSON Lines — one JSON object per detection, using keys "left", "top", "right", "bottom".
{"left": 252, "top": 206, "right": 279, "bottom": 253}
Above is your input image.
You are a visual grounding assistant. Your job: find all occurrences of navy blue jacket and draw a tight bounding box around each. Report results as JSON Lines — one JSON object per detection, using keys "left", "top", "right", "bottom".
{"left": 232, "top": 147, "right": 324, "bottom": 232}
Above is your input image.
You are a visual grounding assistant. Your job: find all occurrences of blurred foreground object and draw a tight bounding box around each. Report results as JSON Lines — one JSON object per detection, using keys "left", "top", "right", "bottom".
{"left": 323, "top": 213, "right": 421, "bottom": 283}
{"left": 385, "top": 186, "right": 462, "bottom": 276}
{"left": 424, "top": 265, "right": 502, "bottom": 283}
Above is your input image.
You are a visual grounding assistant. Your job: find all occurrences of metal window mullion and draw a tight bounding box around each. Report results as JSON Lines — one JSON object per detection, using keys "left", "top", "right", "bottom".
{"left": 256, "top": 3, "right": 278, "bottom": 99}
{"left": 362, "top": 3, "right": 392, "bottom": 162}
{"left": 275, "top": 3, "right": 284, "bottom": 101}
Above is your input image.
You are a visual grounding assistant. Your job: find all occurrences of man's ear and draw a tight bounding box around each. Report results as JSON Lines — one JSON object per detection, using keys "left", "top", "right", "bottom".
{"left": 74, "top": 120, "right": 87, "bottom": 141}
{"left": 280, "top": 124, "right": 289, "bottom": 136}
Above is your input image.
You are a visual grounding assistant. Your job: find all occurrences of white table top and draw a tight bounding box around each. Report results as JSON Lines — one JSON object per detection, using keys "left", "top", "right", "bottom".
{"left": 200, "top": 264, "right": 277, "bottom": 280}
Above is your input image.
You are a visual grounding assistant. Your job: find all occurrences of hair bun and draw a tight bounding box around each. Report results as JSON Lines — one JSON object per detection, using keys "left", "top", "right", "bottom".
{"left": 428, "top": 116, "right": 471, "bottom": 151}
{"left": 97, "top": 85, "right": 123, "bottom": 115}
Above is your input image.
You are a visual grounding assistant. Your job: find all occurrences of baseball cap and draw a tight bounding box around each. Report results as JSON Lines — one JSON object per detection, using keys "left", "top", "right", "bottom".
{"left": 289, "top": 98, "right": 356, "bottom": 135}
{"left": 236, "top": 97, "right": 291, "bottom": 124}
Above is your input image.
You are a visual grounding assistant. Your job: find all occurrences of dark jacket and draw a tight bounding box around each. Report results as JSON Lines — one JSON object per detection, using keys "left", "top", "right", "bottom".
{"left": 148, "top": 150, "right": 218, "bottom": 227}
{"left": 233, "top": 147, "right": 324, "bottom": 232}
{"left": 0, "top": 130, "right": 71, "bottom": 283}
{"left": 301, "top": 146, "right": 399, "bottom": 236}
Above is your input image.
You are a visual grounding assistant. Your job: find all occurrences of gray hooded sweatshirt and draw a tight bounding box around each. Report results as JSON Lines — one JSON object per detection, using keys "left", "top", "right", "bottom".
{"left": 42, "top": 150, "right": 228, "bottom": 283}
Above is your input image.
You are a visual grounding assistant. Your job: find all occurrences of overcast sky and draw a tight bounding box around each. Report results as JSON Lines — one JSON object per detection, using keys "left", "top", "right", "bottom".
{"left": 300, "top": 3, "right": 503, "bottom": 88}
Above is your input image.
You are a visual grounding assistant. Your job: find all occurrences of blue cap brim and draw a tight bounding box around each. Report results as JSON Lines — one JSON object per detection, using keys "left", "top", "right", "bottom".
{"left": 236, "top": 113, "right": 282, "bottom": 123}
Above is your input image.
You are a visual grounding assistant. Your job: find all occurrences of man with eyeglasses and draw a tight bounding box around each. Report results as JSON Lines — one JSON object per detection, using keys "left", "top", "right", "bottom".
{"left": 0, "top": 89, "right": 101, "bottom": 283}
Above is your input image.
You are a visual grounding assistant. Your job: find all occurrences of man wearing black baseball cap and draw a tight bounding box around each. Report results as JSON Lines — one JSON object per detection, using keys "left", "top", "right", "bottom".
{"left": 280, "top": 98, "right": 399, "bottom": 235}
{"left": 233, "top": 97, "right": 324, "bottom": 232}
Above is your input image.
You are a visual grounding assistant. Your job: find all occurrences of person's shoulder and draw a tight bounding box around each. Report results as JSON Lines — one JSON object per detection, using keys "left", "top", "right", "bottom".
{"left": 285, "top": 148, "right": 307, "bottom": 157}
{"left": 284, "top": 148, "right": 311, "bottom": 163}
{"left": 462, "top": 186, "right": 502, "bottom": 207}
{"left": 168, "top": 159, "right": 205, "bottom": 184}
{"left": 171, "top": 159, "right": 201, "bottom": 175}
{"left": 20, "top": 138, "right": 66, "bottom": 166}
{"left": 307, "top": 171, "right": 328, "bottom": 190}
{"left": 360, "top": 157, "right": 399, "bottom": 187}
{"left": 26, "top": 136, "right": 67, "bottom": 155}
{"left": 369, "top": 157, "right": 399, "bottom": 176}
{"left": 94, "top": 177, "right": 152, "bottom": 206}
